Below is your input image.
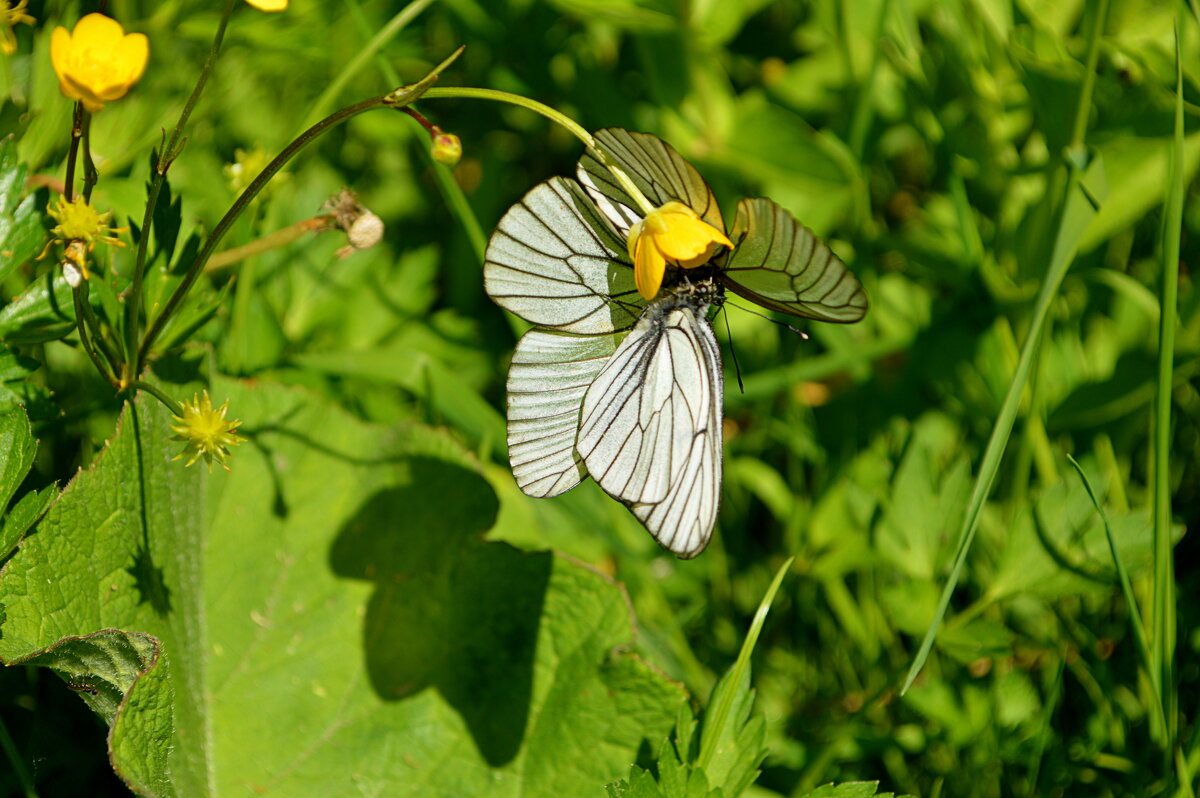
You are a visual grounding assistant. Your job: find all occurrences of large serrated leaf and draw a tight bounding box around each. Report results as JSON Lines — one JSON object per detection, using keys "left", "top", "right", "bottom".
{"left": 0, "top": 380, "right": 685, "bottom": 796}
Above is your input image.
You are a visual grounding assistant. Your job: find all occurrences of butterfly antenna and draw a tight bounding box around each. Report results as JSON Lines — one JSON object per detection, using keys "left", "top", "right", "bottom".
{"left": 721, "top": 306, "right": 746, "bottom": 394}
{"left": 726, "top": 300, "right": 809, "bottom": 340}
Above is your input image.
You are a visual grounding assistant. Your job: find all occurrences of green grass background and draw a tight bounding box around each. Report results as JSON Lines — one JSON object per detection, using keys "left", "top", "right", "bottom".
{"left": 1, "top": 0, "right": 1198, "bottom": 795}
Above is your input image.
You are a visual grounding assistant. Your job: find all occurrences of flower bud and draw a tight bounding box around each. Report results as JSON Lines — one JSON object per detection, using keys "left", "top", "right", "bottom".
{"left": 431, "top": 130, "right": 462, "bottom": 167}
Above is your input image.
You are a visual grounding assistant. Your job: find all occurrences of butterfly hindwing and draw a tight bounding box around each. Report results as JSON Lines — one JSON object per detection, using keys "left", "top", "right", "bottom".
{"left": 577, "top": 293, "right": 722, "bottom": 558}
{"left": 721, "top": 197, "right": 868, "bottom": 323}
{"left": 506, "top": 328, "right": 622, "bottom": 498}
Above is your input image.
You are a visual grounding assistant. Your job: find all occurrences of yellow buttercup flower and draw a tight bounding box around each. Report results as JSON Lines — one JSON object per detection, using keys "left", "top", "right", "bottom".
{"left": 626, "top": 201, "right": 733, "bottom": 300}
{"left": 171, "top": 391, "right": 246, "bottom": 472}
{"left": 2, "top": 1, "right": 35, "bottom": 56}
{"left": 50, "top": 13, "right": 149, "bottom": 112}
{"left": 244, "top": 0, "right": 287, "bottom": 10}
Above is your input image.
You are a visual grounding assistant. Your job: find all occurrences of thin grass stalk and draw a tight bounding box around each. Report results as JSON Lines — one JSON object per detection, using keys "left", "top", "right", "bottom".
{"left": 696, "top": 557, "right": 793, "bottom": 771}
{"left": 123, "top": 0, "right": 236, "bottom": 384}
{"left": 1067, "top": 455, "right": 1163, "bottom": 732}
{"left": 901, "top": 0, "right": 1109, "bottom": 693}
{"left": 1153, "top": 17, "right": 1185, "bottom": 768}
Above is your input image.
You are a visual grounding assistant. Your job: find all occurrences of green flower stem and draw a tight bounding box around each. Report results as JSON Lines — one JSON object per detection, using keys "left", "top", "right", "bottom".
{"left": 137, "top": 49, "right": 465, "bottom": 371}
{"left": 132, "top": 380, "right": 183, "bottom": 417}
{"left": 137, "top": 94, "right": 384, "bottom": 370}
{"left": 73, "top": 284, "right": 118, "bottom": 388}
{"left": 422, "top": 86, "right": 594, "bottom": 147}
{"left": 62, "top": 101, "right": 84, "bottom": 201}
{"left": 80, "top": 112, "right": 98, "bottom": 202}
{"left": 420, "top": 87, "right": 659, "bottom": 216}
{"left": 124, "top": 0, "right": 237, "bottom": 385}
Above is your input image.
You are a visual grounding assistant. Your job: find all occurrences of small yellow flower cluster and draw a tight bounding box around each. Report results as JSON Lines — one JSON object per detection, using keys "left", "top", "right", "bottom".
{"left": 51, "top": 13, "right": 148, "bottom": 112}
{"left": 45, "top": 195, "right": 127, "bottom": 285}
{"left": 2, "top": 0, "right": 35, "bottom": 55}
{"left": 171, "top": 391, "right": 246, "bottom": 472}
{"left": 626, "top": 202, "right": 733, "bottom": 300}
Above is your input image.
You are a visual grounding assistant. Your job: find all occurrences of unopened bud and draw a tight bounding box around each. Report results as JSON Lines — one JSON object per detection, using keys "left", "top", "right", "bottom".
{"left": 431, "top": 129, "right": 462, "bottom": 167}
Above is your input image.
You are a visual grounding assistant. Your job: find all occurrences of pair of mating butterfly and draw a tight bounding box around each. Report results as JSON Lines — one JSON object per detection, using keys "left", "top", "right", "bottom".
{"left": 484, "top": 129, "right": 867, "bottom": 558}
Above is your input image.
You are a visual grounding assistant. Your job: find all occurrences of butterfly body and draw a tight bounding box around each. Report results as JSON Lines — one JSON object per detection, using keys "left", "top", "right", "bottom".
{"left": 577, "top": 277, "right": 724, "bottom": 558}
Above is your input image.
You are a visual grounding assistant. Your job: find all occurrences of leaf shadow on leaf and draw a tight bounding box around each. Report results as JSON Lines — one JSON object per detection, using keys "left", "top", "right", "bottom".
{"left": 128, "top": 405, "right": 172, "bottom": 617}
{"left": 329, "top": 455, "right": 553, "bottom": 768}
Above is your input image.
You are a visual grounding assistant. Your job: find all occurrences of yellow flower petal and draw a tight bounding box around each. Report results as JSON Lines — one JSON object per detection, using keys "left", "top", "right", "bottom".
{"left": 626, "top": 201, "right": 733, "bottom": 300}
{"left": 634, "top": 237, "right": 667, "bottom": 300}
{"left": 50, "top": 13, "right": 149, "bottom": 112}
{"left": 244, "top": 0, "right": 288, "bottom": 10}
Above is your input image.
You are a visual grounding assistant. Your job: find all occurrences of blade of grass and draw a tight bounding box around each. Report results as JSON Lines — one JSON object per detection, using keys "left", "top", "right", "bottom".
{"left": 696, "top": 556, "right": 793, "bottom": 771}
{"left": 901, "top": 0, "right": 1108, "bottom": 694}
{"left": 1153, "top": 16, "right": 1185, "bottom": 767}
{"left": 1066, "top": 454, "right": 1164, "bottom": 734}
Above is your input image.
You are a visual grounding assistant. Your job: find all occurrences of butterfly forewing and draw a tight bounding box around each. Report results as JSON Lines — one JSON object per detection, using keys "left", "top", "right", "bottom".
{"left": 506, "top": 329, "right": 624, "bottom": 498}
{"left": 484, "top": 177, "right": 642, "bottom": 335}
{"left": 578, "top": 128, "right": 724, "bottom": 238}
{"left": 721, "top": 197, "right": 867, "bottom": 323}
{"left": 577, "top": 296, "right": 723, "bottom": 558}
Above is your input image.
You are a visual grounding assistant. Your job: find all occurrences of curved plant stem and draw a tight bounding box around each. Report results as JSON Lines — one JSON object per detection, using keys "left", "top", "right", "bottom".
{"left": 136, "top": 92, "right": 387, "bottom": 370}
{"left": 136, "top": 48, "right": 466, "bottom": 371}
{"left": 62, "top": 102, "right": 84, "bottom": 201}
{"left": 73, "top": 284, "right": 118, "bottom": 388}
{"left": 124, "top": 0, "right": 237, "bottom": 384}
{"left": 80, "top": 113, "right": 98, "bottom": 201}
{"left": 421, "top": 87, "right": 594, "bottom": 148}
{"left": 420, "top": 87, "right": 657, "bottom": 215}
{"left": 131, "top": 380, "right": 183, "bottom": 417}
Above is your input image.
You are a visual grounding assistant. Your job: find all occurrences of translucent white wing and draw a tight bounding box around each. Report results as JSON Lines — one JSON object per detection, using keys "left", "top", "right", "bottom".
{"left": 577, "top": 300, "right": 723, "bottom": 558}
{"left": 483, "top": 176, "right": 642, "bottom": 335}
{"left": 721, "top": 198, "right": 867, "bottom": 323}
{"left": 577, "top": 127, "right": 724, "bottom": 238}
{"left": 506, "top": 329, "right": 621, "bottom": 498}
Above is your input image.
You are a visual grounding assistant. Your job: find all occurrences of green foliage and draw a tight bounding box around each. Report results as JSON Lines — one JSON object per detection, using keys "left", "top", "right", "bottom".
{"left": 0, "top": 1, "right": 1198, "bottom": 796}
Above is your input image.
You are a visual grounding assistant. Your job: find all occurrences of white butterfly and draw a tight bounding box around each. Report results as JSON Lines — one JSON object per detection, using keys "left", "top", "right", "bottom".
{"left": 485, "top": 128, "right": 867, "bottom": 558}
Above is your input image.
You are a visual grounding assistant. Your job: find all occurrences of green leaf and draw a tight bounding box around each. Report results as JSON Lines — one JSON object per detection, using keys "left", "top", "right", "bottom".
{"left": 0, "top": 404, "right": 35, "bottom": 499}
{"left": 0, "top": 380, "right": 684, "bottom": 796}
{"left": 0, "top": 403, "right": 44, "bottom": 560}
{"left": 0, "top": 137, "right": 45, "bottom": 284}
{"left": 796, "top": 782, "right": 908, "bottom": 798}
{"left": 0, "top": 272, "right": 76, "bottom": 345}
{"left": 876, "top": 413, "right": 971, "bottom": 580}
{"left": 294, "top": 346, "right": 506, "bottom": 452}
